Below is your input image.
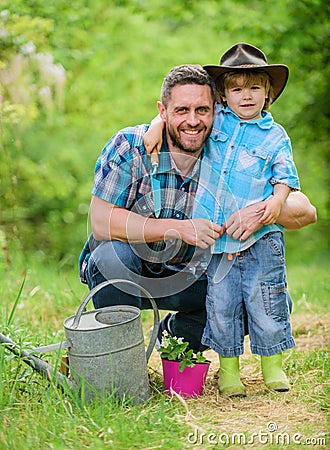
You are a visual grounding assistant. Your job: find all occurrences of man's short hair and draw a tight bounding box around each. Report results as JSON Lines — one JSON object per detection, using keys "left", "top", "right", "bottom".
{"left": 161, "top": 64, "right": 217, "bottom": 107}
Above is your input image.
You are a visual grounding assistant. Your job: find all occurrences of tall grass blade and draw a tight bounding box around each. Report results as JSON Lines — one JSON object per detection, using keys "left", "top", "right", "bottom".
{"left": 7, "top": 273, "right": 26, "bottom": 327}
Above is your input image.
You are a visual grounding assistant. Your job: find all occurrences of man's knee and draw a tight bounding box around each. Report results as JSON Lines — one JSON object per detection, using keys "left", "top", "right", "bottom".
{"left": 87, "top": 241, "right": 142, "bottom": 281}
{"left": 85, "top": 241, "right": 144, "bottom": 309}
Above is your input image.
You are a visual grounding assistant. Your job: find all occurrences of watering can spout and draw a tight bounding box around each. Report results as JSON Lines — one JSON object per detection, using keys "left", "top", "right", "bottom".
{"left": 0, "top": 332, "right": 73, "bottom": 391}
{"left": 33, "top": 340, "right": 71, "bottom": 354}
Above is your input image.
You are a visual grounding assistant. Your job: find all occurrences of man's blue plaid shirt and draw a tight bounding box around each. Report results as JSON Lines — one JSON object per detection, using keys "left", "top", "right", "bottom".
{"left": 79, "top": 125, "right": 204, "bottom": 282}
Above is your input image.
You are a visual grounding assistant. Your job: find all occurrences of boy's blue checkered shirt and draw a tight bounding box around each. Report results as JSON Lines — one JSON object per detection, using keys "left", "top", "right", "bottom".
{"left": 193, "top": 105, "right": 300, "bottom": 254}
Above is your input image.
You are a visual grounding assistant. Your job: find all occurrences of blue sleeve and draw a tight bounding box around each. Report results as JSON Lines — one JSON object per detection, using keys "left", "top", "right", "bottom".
{"left": 92, "top": 125, "right": 148, "bottom": 207}
{"left": 270, "top": 139, "right": 300, "bottom": 190}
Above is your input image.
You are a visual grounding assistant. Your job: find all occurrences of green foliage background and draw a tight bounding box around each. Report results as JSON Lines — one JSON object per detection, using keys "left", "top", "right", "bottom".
{"left": 0, "top": 0, "right": 329, "bottom": 267}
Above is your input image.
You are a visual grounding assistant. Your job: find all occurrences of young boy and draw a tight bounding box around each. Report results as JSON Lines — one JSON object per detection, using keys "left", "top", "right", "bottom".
{"left": 144, "top": 43, "right": 300, "bottom": 396}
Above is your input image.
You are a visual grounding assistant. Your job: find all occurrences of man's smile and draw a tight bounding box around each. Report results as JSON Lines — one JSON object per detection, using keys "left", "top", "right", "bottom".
{"left": 181, "top": 128, "right": 203, "bottom": 136}
{"left": 184, "top": 129, "right": 199, "bottom": 134}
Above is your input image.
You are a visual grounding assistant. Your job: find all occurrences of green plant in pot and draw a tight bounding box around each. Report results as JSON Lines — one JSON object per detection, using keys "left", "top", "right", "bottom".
{"left": 158, "top": 331, "right": 208, "bottom": 371}
{"left": 158, "top": 331, "right": 210, "bottom": 397}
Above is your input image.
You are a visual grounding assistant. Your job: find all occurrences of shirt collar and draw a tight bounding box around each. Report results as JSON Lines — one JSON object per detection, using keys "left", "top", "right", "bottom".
{"left": 222, "top": 105, "right": 274, "bottom": 129}
{"left": 157, "top": 134, "right": 201, "bottom": 181}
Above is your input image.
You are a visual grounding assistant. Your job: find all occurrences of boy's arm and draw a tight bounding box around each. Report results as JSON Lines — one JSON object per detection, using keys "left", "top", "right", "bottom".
{"left": 225, "top": 191, "right": 317, "bottom": 241}
{"left": 259, "top": 184, "right": 291, "bottom": 225}
{"left": 143, "top": 114, "right": 164, "bottom": 155}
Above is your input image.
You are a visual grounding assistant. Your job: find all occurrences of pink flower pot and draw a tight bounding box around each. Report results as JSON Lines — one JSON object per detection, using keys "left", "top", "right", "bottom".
{"left": 162, "top": 359, "right": 210, "bottom": 397}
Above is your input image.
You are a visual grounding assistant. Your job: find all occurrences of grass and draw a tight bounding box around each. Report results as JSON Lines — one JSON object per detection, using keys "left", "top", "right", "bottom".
{"left": 0, "top": 252, "right": 329, "bottom": 449}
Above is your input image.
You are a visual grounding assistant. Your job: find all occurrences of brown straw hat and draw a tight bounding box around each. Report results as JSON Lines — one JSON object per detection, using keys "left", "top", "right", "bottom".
{"left": 203, "top": 43, "right": 289, "bottom": 103}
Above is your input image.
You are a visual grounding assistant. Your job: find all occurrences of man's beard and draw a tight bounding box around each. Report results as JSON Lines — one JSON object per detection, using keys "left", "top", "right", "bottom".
{"left": 167, "top": 126, "right": 211, "bottom": 154}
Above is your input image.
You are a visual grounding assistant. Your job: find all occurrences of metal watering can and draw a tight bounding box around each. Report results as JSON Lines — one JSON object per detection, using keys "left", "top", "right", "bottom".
{"left": 1, "top": 279, "right": 160, "bottom": 405}
{"left": 64, "top": 279, "right": 160, "bottom": 403}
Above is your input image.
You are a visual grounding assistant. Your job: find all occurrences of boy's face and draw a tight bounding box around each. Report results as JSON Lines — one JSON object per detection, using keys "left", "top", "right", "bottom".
{"left": 223, "top": 75, "right": 267, "bottom": 121}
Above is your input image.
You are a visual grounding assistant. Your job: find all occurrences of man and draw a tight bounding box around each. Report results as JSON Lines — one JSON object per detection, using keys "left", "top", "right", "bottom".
{"left": 79, "top": 65, "right": 316, "bottom": 352}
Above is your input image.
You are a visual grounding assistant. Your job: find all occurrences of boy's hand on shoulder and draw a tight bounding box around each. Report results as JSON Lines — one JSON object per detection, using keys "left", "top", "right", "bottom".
{"left": 143, "top": 115, "right": 163, "bottom": 155}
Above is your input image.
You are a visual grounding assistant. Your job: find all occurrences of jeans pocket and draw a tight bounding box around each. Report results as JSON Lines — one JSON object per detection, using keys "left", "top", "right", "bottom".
{"left": 261, "top": 281, "right": 289, "bottom": 320}
{"left": 264, "top": 232, "right": 285, "bottom": 264}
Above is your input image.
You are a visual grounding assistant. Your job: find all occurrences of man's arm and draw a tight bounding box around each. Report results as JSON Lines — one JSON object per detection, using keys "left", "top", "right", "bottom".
{"left": 276, "top": 191, "right": 317, "bottom": 229}
{"left": 225, "top": 191, "right": 317, "bottom": 241}
{"left": 90, "top": 195, "right": 223, "bottom": 249}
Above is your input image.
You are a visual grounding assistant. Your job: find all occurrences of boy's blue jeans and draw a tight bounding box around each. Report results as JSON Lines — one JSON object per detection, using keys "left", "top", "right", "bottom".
{"left": 85, "top": 240, "right": 208, "bottom": 352}
{"left": 202, "top": 232, "right": 295, "bottom": 357}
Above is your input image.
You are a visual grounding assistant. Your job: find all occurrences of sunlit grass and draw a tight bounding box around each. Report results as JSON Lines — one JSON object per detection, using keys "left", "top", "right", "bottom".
{"left": 0, "top": 252, "right": 328, "bottom": 449}
{"left": 287, "top": 258, "right": 329, "bottom": 313}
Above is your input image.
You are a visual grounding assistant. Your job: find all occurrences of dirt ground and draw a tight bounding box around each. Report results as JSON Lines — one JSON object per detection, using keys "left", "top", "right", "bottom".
{"left": 148, "top": 312, "right": 329, "bottom": 448}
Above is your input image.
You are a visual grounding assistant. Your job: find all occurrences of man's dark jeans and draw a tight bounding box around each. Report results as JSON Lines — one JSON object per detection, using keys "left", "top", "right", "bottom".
{"left": 85, "top": 240, "right": 208, "bottom": 352}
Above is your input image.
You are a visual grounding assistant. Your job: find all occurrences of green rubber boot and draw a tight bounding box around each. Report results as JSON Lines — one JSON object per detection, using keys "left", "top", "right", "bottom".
{"left": 261, "top": 354, "right": 290, "bottom": 392}
{"left": 218, "top": 356, "right": 246, "bottom": 396}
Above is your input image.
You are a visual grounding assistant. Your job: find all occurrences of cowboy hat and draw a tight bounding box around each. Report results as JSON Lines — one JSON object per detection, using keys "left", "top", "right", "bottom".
{"left": 203, "top": 43, "right": 289, "bottom": 103}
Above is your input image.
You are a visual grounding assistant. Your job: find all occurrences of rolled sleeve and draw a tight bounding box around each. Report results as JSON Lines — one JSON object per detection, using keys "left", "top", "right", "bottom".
{"left": 270, "top": 140, "right": 300, "bottom": 191}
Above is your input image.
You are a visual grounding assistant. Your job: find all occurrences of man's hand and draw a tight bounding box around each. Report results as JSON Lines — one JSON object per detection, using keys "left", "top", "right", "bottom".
{"left": 168, "top": 218, "right": 224, "bottom": 249}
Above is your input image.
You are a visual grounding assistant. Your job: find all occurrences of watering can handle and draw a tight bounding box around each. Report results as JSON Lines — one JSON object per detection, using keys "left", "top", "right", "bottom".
{"left": 72, "top": 279, "right": 160, "bottom": 362}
